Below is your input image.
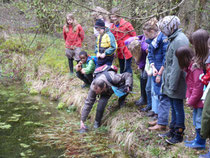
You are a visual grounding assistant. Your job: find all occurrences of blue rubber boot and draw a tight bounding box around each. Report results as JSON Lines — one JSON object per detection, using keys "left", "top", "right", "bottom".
{"left": 184, "top": 129, "right": 199, "bottom": 144}
{"left": 185, "top": 129, "right": 206, "bottom": 149}
{"left": 199, "top": 151, "right": 210, "bottom": 158}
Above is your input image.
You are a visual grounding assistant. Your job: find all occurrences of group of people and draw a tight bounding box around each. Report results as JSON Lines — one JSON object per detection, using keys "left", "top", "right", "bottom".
{"left": 63, "top": 7, "right": 210, "bottom": 157}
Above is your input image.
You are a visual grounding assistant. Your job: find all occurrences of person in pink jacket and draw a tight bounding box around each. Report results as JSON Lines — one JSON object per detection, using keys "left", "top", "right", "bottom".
{"left": 175, "top": 46, "right": 206, "bottom": 150}
{"left": 110, "top": 8, "right": 136, "bottom": 73}
{"left": 63, "top": 13, "right": 85, "bottom": 74}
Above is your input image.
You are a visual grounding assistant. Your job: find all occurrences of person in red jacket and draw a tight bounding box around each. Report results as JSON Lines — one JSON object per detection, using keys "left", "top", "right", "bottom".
{"left": 110, "top": 8, "right": 136, "bottom": 74}
{"left": 63, "top": 13, "right": 84, "bottom": 74}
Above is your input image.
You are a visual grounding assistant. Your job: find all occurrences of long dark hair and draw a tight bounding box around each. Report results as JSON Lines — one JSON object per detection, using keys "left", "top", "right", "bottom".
{"left": 175, "top": 46, "right": 194, "bottom": 69}
{"left": 190, "top": 29, "right": 209, "bottom": 69}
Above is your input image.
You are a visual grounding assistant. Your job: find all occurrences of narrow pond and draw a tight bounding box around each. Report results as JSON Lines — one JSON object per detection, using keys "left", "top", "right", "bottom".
{"left": 0, "top": 81, "right": 127, "bottom": 158}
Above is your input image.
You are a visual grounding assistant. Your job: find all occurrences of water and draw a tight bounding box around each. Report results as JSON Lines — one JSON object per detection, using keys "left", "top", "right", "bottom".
{"left": 0, "top": 82, "right": 64, "bottom": 157}
{"left": 0, "top": 82, "right": 127, "bottom": 158}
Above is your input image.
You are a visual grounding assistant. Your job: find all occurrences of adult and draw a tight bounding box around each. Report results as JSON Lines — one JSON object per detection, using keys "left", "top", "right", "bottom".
{"left": 80, "top": 65, "right": 133, "bottom": 129}
{"left": 110, "top": 8, "right": 136, "bottom": 73}
{"left": 151, "top": 16, "right": 189, "bottom": 145}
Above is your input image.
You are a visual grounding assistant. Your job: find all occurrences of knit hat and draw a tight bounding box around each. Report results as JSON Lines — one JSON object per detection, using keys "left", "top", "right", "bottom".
{"left": 95, "top": 19, "right": 105, "bottom": 29}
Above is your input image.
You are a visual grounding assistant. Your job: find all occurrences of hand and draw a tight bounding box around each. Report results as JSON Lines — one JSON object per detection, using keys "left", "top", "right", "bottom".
{"left": 80, "top": 120, "right": 87, "bottom": 129}
{"left": 155, "top": 75, "right": 161, "bottom": 83}
{"left": 153, "top": 67, "right": 158, "bottom": 76}
{"left": 123, "top": 85, "right": 130, "bottom": 93}
{"left": 96, "top": 53, "right": 100, "bottom": 58}
{"left": 75, "top": 64, "right": 82, "bottom": 72}
{"left": 100, "top": 53, "right": 106, "bottom": 59}
{"left": 81, "top": 68, "right": 85, "bottom": 74}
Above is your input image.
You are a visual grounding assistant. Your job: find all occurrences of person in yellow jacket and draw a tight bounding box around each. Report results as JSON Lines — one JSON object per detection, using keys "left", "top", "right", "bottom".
{"left": 94, "top": 19, "right": 117, "bottom": 68}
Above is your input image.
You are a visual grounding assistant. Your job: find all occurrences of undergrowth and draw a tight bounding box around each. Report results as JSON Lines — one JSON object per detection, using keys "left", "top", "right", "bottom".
{"left": 0, "top": 34, "right": 209, "bottom": 158}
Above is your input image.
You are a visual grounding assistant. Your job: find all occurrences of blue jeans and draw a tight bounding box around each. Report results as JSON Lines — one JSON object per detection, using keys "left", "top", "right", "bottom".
{"left": 145, "top": 75, "right": 152, "bottom": 107}
{"left": 170, "top": 97, "right": 185, "bottom": 129}
{"left": 96, "top": 56, "right": 114, "bottom": 68}
{"left": 119, "top": 57, "right": 132, "bottom": 74}
{"left": 151, "top": 79, "right": 159, "bottom": 114}
{"left": 157, "top": 94, "right": 171, "bottom": 126}
{"left": 193, "top": 108, "right": 203, "bottom": 129}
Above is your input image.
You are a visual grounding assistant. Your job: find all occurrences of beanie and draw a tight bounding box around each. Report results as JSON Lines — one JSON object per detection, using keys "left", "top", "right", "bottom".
{"left": 95, "top": 19, "right": 105, "bottom": 29}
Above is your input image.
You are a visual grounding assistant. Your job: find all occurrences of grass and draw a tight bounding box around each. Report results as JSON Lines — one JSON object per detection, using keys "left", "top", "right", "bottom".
{"left": 0, "top": 34, "right": 209, "bottom": 158}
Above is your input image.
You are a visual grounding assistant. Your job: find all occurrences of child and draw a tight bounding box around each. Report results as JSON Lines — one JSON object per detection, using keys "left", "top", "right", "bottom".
{"left": 175, "top": 46, "right": 205, "bottom": 149}
{"left": 124, "top": 35, "right": 148, "bottom": 107}
{"left": 91, "top": 6, "right": 111, "bottom": 37}
{"left": 63, "top": 13, "right": 84, "bottom": 74}
{"left": 141, "top": 18, "right": 168, "bottom": 126}
{"left": 183, "top": 29, "right": 209, "bottom": 149}
{"left": 110, "top": 8, "right": 136, "bottom": 73}
{"left": 94, "top": 19, "right": 117, "bottom": 68}
{"left": 157, "top": 16, "right": 189, "bottom": 144}
{"left": 75, "top": 51, "right": 96, "bottom": 88}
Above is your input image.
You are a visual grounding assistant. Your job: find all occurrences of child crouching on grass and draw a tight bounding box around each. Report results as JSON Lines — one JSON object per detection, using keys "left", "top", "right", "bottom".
{"left": 75, "top": 51, "right": 96, "bottom": 88}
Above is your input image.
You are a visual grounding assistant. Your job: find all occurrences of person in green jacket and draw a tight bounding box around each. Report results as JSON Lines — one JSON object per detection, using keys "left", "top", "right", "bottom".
{"left": 75, "top": 51, "right": 96, "bottom": 88}
{"left": 200, "top": 87, "right": 210, "bottom": 158}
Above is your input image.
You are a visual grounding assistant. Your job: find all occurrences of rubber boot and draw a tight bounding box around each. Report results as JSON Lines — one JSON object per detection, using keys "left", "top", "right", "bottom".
{"left": 166, "top": 128, "right": 184, "bottom": 145}
{"left": 184, "top": 128, "right": 199, "bottom": 144}
{"left": 68, "top": 58, "right": 74, "bottom": 74}
{"left": 199, "top": 150, "right": 210, "bottom": 158}
{"left": 185, "top": 129, "right": 206, "bottom": 149}
{"left": 135, "top": 77, "right": 147, "bottom": 106}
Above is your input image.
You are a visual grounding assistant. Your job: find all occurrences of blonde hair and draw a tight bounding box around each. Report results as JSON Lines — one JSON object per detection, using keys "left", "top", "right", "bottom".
{"left": 143, "top": 18, "right": 159, "bottom": 32}
{"left": 64, "top": 13, "right": 78, "bottom": 33}
{"left": 128, "top": 38, "right": 142, "bottom": 63}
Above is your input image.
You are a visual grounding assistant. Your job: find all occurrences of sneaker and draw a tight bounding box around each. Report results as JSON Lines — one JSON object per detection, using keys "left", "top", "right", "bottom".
{"left": 166, "top": 128, "right": 184, "bottom": 145}
{"left": 148, "top": 120, "right": 157, "bottom": 126}
{"left": 93, "top": 121, "right": 100, "bottom": 129}
{"left": 140, "top": 105, "right": 151, "bottom": 112}
{"left": 159, "top": 129, "right": 174, "bottom": 139}
{"left": 146, "top": 111, "right": 155, "bottom": 117}
{"left": 148, "top": 124, "right": 166, "bottom": 131}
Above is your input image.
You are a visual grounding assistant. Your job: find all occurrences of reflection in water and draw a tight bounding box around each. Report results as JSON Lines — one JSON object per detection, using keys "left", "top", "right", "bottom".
{"left": 0, "top": 82, "right": 127, "bottom": 158}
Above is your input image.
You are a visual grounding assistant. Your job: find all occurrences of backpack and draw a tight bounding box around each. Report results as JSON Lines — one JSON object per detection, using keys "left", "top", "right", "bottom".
{"left": 93, "top": 64, "right": 118, "bottom": 81}
{"left": 93, "top": 64, "right": 128, "bottom": 97}
{"left": 87, "top": 56, "right": 98, "bottom": 66}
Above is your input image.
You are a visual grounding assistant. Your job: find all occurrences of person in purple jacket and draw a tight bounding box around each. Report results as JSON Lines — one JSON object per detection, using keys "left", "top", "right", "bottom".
{"left": 125, "top": 35, "right": 148, "bottom": 107}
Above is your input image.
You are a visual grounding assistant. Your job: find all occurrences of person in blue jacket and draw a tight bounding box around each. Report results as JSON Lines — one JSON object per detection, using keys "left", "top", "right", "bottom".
{"left": 142, "top": 18, "right": 168, "bottom": 126}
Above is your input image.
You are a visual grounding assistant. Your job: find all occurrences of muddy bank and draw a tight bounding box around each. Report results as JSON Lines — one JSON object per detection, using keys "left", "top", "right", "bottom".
{"left": 0, "top": 44, "right": 208, "bottom": 157}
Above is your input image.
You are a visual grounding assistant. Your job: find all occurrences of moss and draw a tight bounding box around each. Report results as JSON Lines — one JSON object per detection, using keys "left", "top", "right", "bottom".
{"left": 29, "top": 88, "right": 39, "bottom": 95}
{"left": 40, "top": 87, "right": 50, "bottom": 97}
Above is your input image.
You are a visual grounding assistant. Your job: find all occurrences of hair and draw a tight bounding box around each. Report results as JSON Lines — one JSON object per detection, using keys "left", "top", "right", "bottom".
{"left": 175, "top": 46, "right": 194, "bottom": 69}
{"left": 92, "top": 79, "right": 106, "bottom": 89}
{"left": 143, "top": 18, "right": 159, "bottom": 32}
{"left": 79, "top": 51, "right": 88, "bottom": 57}
{"left": 190, "top": 29, "right": 209, "bottom": 69}
{"left": 128, "top": 38, "right": 142, "bottom": 63}
{"left": 64, "top": 13, "right": 78, "bottom": 33}
{"left": 92, "top": 6, "right": 110, "bottom": 22}
{"left": 110, "top": 7, "right": 120, "bottom": 16}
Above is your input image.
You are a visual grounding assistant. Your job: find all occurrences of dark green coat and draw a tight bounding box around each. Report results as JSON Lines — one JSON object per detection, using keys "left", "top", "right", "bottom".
{"left": 201, "top": 89, "right": 210, "bottom": 138}
{"left": 161, "top": 29, "right": 189, "bottom": 99}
